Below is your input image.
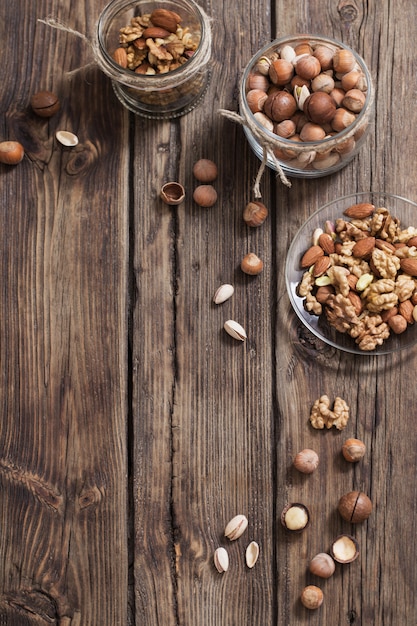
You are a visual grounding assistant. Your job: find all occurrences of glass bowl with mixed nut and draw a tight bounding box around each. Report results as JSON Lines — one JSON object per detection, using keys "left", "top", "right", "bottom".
{"left": 239, "top": 35, "right": 374, "bottom": 178}
{"left": 96, "top": 0, "right": 211, "bottom": 118}
{"left": 285, "top": 193, "right": 417, "bottom": 354}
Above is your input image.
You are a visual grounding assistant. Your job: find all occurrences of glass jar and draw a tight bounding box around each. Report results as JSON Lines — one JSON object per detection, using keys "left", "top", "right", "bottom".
{"left": 95, "top": 0, "right": 212, "bottom": 118}
{"left": 239, "top": 34, "right": 374, "bottom": 179}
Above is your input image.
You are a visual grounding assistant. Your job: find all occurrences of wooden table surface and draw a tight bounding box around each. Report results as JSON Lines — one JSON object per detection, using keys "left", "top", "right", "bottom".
{"left": 1, "top": 0, "right": 416, "bottom": 624}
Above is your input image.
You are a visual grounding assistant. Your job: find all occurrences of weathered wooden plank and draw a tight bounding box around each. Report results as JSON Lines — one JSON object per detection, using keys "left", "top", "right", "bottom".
{"left": 0, "top": 1, "right": 129, "bottom": 624}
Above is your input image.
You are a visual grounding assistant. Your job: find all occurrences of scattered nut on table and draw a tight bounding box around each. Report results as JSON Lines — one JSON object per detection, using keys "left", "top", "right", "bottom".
{"left": 213, "top": 284, "right": 234, "bottom": 304}
{"left": 223, "top": 320, "right": 247, "bottom": 341}
{"left": 293, "top": 448, "right": 319, "bottom": 473}
{"left": 331, "top": 534, "right": 360, "bottom": 563}
{"left": 0, "top": 141, "right": 24, "bottom": 165}
{"left": 309, "top": 394, "right": 350, "bottom": 430}
{"left": 245, "top": 541, "right": 259, "bottom": 568}
{"left": 341, "top": 437, "right": 366, "bottom": 462}
{"left": 30, "top": 90, "right": 60, "bottom": 117}
{"left": 213, "top": 547, "right": 229, "bottom": 573}
{"left": 308, "top": 553, "right": 335, "bottom": 578}
{"left": 338, "top": 490, "right": 372, "bottom": 523}
{"left": 281, "top": 503, "right": 310, "bottom": 532}
{"left": 192, "top": 158, "right": 218, "bottom": 182}
{"left": 300, "top": 585, "right": 323, "bottom": 610}
{"left": 224, "top": 514, "right": 248, "bottom": 540}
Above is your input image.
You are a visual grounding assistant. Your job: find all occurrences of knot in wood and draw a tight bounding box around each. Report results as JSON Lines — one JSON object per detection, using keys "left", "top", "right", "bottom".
{"left": 337, "top": 0, "right": 359, "bottom": 23}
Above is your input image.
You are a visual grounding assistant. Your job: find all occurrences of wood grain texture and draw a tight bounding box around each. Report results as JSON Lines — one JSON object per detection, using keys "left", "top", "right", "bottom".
{"left": 0, "top": 1, "right": 129, "bottom": 624}
{"left": 1, "top": 0, "right": 417, "bottom": 624}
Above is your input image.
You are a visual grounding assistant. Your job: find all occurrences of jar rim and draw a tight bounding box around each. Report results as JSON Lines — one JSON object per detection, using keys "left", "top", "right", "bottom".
{"left": 240, "top": 34, "right": 374, "bottom": 147}
{"left": 96, "top": 0, "right": 209, "bottom": 85}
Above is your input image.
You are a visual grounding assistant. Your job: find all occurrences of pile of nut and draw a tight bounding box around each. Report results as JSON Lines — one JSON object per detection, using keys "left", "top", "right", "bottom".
{"left": 297, "top": 202, "right": 417, "bottom": 350}
{"left": 245, "top": 40, "right": 370, "bottom": 170}
{"left": 288, "top": 437, "right": 372, "bottom": 610}
{"left": 112, "top": 8, "right": 200, "bottom": 75}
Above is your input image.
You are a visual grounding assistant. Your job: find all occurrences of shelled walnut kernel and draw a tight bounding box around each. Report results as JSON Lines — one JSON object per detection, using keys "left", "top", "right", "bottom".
{"left": 112, "top": 9, "right": 200, "bottom": 75}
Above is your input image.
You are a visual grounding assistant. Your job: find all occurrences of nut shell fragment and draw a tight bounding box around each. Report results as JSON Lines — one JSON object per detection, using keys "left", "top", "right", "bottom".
{"left": 245, "top": 541, "right": 259, "bottom": 568}
{"left": 214, "top": 547, "right": 229, "bottom": 573}
{"left": 56, "top": 130, "right": 79, "bottom": 147}
{"left": 331, "top": 534, "right": 359, "bottom": 563}
{"left": 224, "top": 514, "right": 248, "bottom": 540}
{"left": 160, "top": 182, "right": 185, "bottom": 205}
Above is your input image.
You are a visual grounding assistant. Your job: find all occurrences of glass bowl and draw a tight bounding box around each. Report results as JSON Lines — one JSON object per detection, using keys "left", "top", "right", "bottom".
{"left": 285, "top": 192, "right": 417, "bottom": 355}
{"left": 95, "top": 0, "right": 212, "bottom": 118}
{"left": 239, "top": 34, "right": 374, "bottom": 179}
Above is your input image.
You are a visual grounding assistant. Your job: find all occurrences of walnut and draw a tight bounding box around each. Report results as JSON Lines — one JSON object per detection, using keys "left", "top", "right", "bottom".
{"left": 363, "top": 278, "right": 398, "bottom": 312}
{"left": 371, "top": 248, "right": 400, "bottom": 279}
{"left": 310, "top": 395, "right": 350, "bottom": 430}
{"left": 119, "top": 25, "right": 144, "bottom": 44}
{"left": 397, "top": 226, "right": 417, "bottom": 243}
{"left": 305, "top": 292, "right": 322, "bottom": 315}
{"left": 325, "top": 293, "right": 359, "bottom": 332}
{"left": 369, "top": 208, "right": 400, "bottom": 241}
{"left": 395, "top": 274, "right": 416, "bottom": 302}
{"left": 349, "top": 313, "right": 390, "bottom": 350}
{"left": 297, "top": 271, "right": 314, "bottom": 297}
{"left": 327, "top": 265, "right": 350, "bottom": 297}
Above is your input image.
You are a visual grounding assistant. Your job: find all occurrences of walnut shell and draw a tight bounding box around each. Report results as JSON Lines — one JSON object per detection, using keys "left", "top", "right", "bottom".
{"left": 338, "top": 491, "right": 372, "bottom": 523}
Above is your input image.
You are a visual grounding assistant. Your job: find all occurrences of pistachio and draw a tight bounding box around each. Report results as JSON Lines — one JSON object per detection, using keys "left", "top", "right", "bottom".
{"left": 245, "top": 541, "right": 259, "bottom": 568}
{"left": 224, "top": 514, "right": 248, "bottom": 540}
{"left": 214, "top": 547, "right": 229, "bottom": 573}
{"left": 224, "top": 320, "right": 247, "bottom": 341}
{"left": 213, "top": 284, "right": 234, "bottom": 304}
{"left": 355, "top": 272, "right": 374, "bottom": 291}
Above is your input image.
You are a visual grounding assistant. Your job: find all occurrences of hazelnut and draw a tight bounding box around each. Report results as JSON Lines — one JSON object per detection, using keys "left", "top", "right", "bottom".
{"left": 388, "top": 314, "right": 408, "bottom": 334}
{"left": 193, "top": 185, "right": 217, "bottom": 207}
{"left": 331, "top": 108, "right": 356, "bottom": 132}
{"left": 309, "top": 552, "right": 335, "bottom": 578}
{"left": 331, "top": 534, "right": 359, "bottom": 563}
{"left": 0, "top": 141, "right": 24, "bottom": 165}
{"left": 243, "top": 200, "right": 268, "bottom": 227}
{"left": 264, "top": 91, "right": 297, "bottom": 122}
{"left": 274, "top": 119, "right": 296, "bottom": 139}
{"left": 300, "top": 585, "right": 323, "bottom": 610}
{"left": 333, "top": 48, "right": 356, "bottom": 73}
{"left": 269, "top": 58, "right": 294, "bottom": 85}
{"left": 342, "top": 88, "right": 366, "bottom": 113}
{"left": 313, "top": 44, "right": 336, "bottom": 70}
{"left": 299, "top": 122, "right": 326, "bottom": 142}
{"left": 246, "top": 89, "right": 268, "bottom": 114}
{"left": 311, "top": 73, "right": 335, "bottom": 94}
{"left": 241, "top": 252, "right": 264, "bottom": 275}
{"left": 293, "top": 448, "right": 319, "bottom": 474}
{"left": 30, "top": 90, "right": 60, "bottom": 117}
{"left": 247, "top": 72, "right": 269, "bottom": 91}
{"left": 342, "top": 438, "right": 366, "bottom": 462}
{"left": 192, "top": 159, "right": 218, "bottom": 183}
{"left": 160, "top": 182, "right": 185, "bottom": 205}
{"left": 295, "top": 55, "right": 321, "bottom": 80}
{"left": 338, "top": 491, "right": 372, "bottom": 523}
{"left": 303, "top": 92, "right": 336, "bottom": 125}
{"left": 281, "top": 503, "right": 310, "bottom": 532}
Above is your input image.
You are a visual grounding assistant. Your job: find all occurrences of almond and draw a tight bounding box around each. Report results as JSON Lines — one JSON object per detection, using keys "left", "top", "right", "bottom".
{"left": 407, "top": 236, "right": 417, "bottom": 247}
{"left": 343, "top": 202, "right": 375, "bottom": 219}
{"left": 318, "top": 232, "right": 335, "bottom": 254}
{"left": 150, "top": 8, "right": 181, "bottom": 32}
{"left": 143, "top": 26, "right": 171, "bottom": 38}
{"left": 347, "top": 290, "right": 363, "bottom": 315}
{"left": 398, "top": 300, "right": 414, "bottom": 324}
{"left": 113, "top": 47, "right": 128, "bottom": 68}
{"left": 400, "top": 258, "right": 417, "bottom": 276}
{"left": 352, "top": 236, "right": 375, "bottom": 259}
{"left": 375, "top": 239, "right": 396, "bottom": 253}
{"left": 347, "top": 273, "right": 358, "bottom": 290}
{"left": 300, "top": 245, "right": 324, "bottom": 269}
{"left": 313, "top": 256, "right": 331, "bottom": 277}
